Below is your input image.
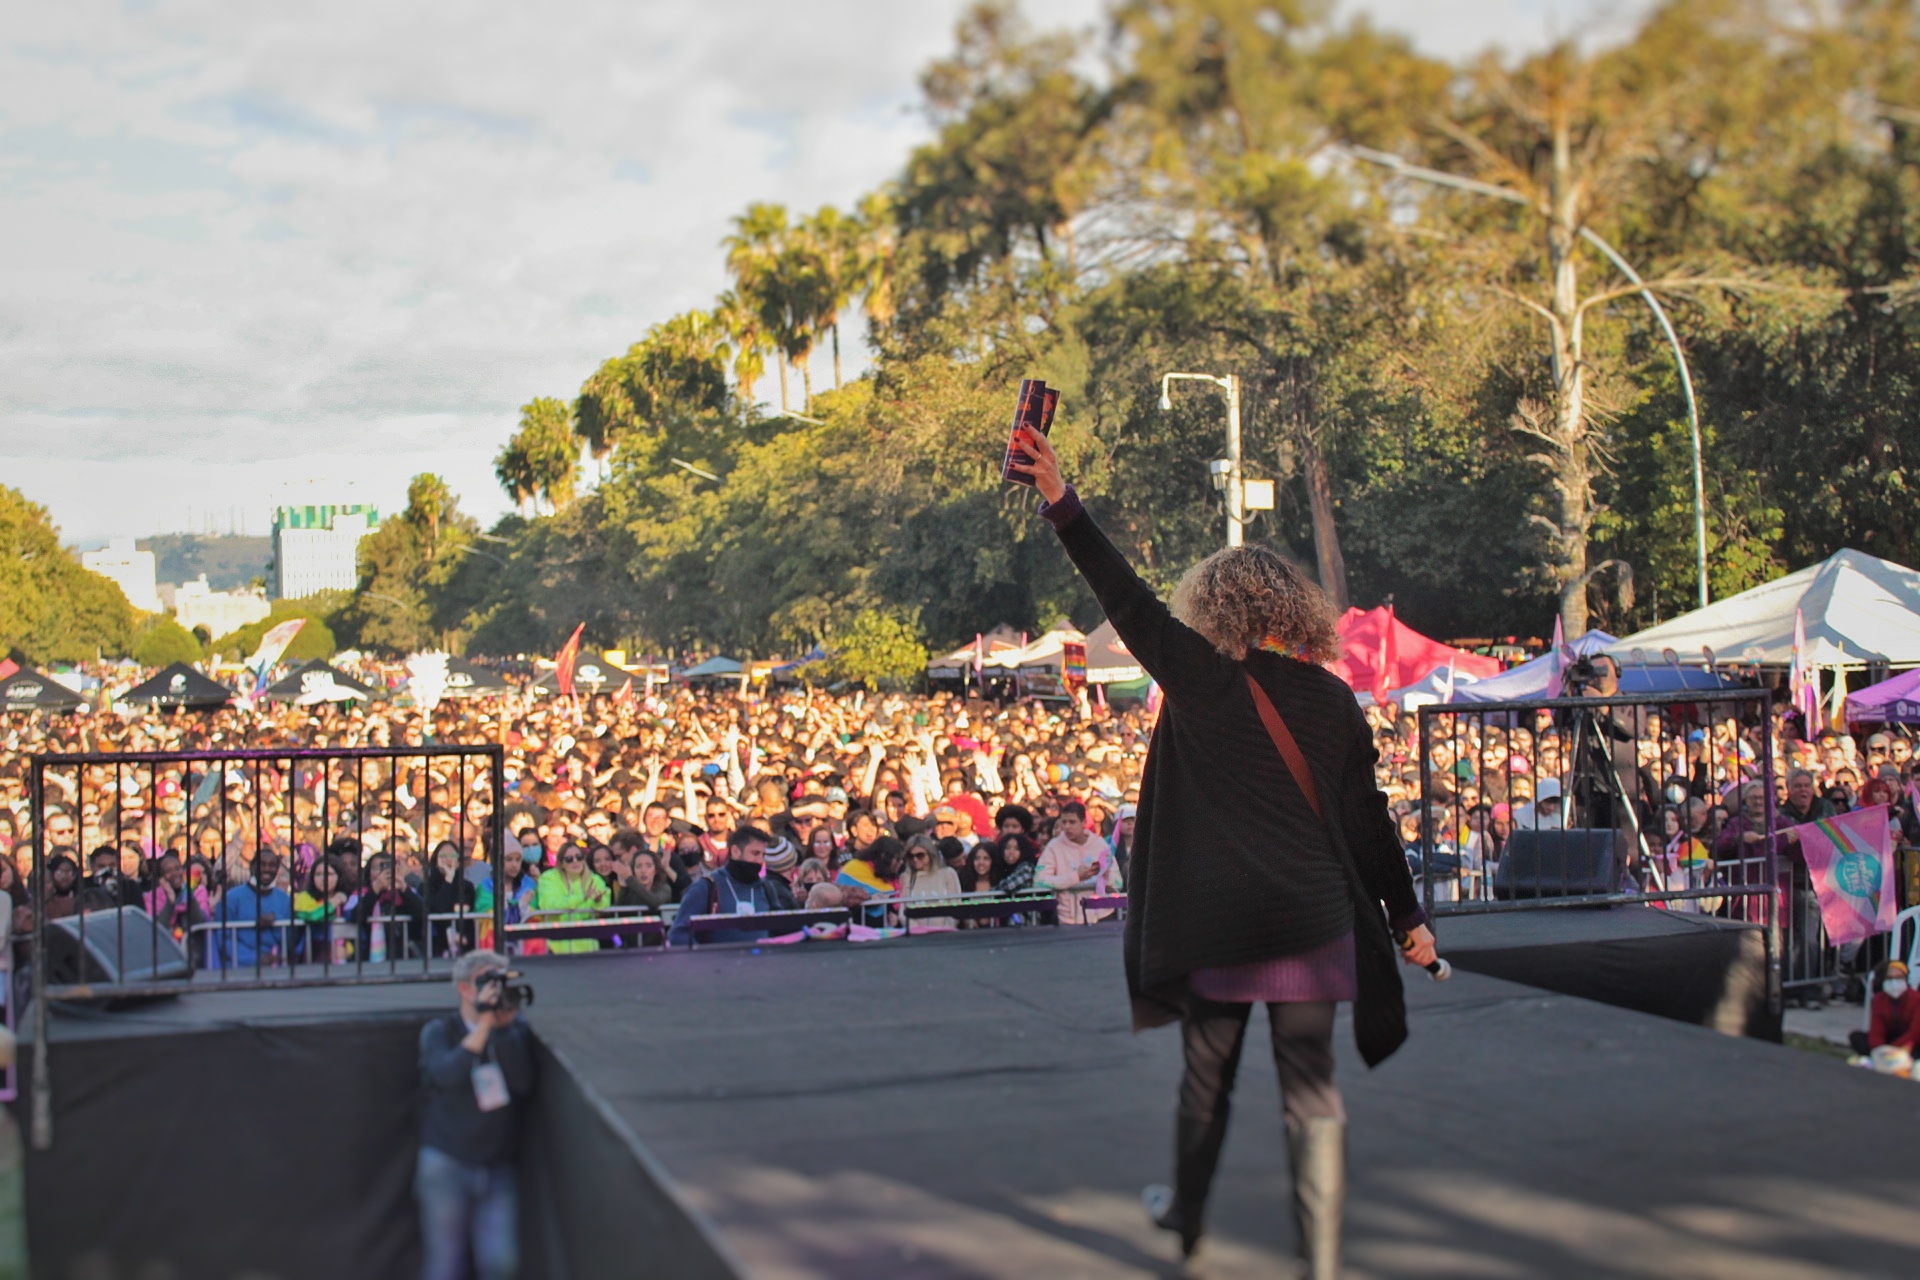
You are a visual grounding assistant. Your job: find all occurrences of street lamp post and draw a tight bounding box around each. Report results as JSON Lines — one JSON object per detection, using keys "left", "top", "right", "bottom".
{"left": 1159, "top": 372, "right": 1244, "bottom": 549}
{"left": 1343, "top": 144, "right": 1710, "bottom": 610}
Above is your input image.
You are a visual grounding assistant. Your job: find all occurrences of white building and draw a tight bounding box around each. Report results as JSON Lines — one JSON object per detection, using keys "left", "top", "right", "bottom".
{"left": 272, "top": 505, "right": 377, "bottom": 599}
{"left": 167, "top": 575, "right": 270, "bottom": 638}
{"left": 81, "top": 538, "right": 160, "bottom": 612}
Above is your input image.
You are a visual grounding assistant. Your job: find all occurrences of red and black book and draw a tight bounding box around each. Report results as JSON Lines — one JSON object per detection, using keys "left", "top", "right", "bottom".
{"left": 1000, "top": 378, "right": 1060, "bottom": 487}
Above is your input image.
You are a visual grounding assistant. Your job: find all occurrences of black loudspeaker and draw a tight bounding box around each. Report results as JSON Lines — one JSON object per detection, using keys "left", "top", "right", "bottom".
{"left": 1493, "top": 829, "right": 1621, "bottom": 900}
{"left": 46, "top": 906, "right": 191, "bottom": 985}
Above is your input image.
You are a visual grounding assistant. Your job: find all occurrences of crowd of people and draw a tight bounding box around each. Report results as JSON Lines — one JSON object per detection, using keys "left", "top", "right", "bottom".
{"left": 0, "top": 672, "right": 1147, "bottom": 966}
{"left": 0, "top": 654, "right": 1913, "bottom": 976}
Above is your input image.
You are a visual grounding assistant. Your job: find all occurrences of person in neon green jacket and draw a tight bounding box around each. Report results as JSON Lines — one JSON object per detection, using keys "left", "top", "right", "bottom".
{"left": 534, "top": 843, "right": 610, "bottom": 954}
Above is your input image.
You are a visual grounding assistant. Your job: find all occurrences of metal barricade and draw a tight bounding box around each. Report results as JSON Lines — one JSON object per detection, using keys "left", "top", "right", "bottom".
{"left": 1414, "top": 689, "right": 1786, "bottom": 1006}
{"left": 27, "top": 744, "right": 507, "bottom": 1144}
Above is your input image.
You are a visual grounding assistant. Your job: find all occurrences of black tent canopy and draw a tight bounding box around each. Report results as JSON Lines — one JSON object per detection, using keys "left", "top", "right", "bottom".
{"left": 441, "top": 657, "right": 512, "bottom": 699}
{"left": 121, "top": 663, "right": 233, "bottom": 709}
{"left": 532, "top": 652, "right": 629, "bottom": 695}
{"left": 0, "top": 667, "right": 84, "bottom": 712}
{"left": 257, "top": 660, "right": 379, "bottom": 703}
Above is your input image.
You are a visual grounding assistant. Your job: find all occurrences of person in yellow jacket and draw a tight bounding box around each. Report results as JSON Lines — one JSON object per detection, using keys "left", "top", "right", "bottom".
{"left": 534, "top": 843, "right": 610, "bottom": 954}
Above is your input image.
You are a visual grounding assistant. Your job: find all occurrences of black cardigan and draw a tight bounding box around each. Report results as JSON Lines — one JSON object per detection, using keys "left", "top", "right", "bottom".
{"left": 1045, "top": 489, "right": 1422, "bottom": 1065}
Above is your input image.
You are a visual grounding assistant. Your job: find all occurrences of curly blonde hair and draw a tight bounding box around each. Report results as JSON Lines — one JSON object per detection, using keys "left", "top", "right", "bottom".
{"left": 1169, "top": 544, "right": 1341, "bottom": 664}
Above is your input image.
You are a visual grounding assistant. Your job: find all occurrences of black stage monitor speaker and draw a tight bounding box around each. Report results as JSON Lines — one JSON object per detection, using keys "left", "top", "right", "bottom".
{"left": 1493, "top": 828, "right": 1621, "bottom": 900}
{"left": 47, "top": 906, "right": 191, "bottom": 985}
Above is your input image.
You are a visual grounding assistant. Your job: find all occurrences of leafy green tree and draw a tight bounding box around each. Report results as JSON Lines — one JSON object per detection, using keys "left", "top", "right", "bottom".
{"left": 0, "top": 486, "right": 135, "bottom": 662}
{"left": 822, "top": 607, "right": 929, "bottom": 689}
{"left": 338, "top": 476, "right": 481, "bottom": 654}
{"left": 130, "top": 616, "right": 204, "bottom": 666}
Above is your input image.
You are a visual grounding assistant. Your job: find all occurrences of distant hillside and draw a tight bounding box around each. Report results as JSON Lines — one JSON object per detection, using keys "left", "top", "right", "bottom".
{"left": 141, "top": 534, "right": 272, "bottom": 591}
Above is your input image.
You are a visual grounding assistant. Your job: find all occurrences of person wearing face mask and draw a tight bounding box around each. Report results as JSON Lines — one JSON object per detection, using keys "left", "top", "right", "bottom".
{"left": 668, "top": 827, "right": 779, "bottom": 947}
{"left": 1862, "top": 961, "right": 1920, "bottom": 1068}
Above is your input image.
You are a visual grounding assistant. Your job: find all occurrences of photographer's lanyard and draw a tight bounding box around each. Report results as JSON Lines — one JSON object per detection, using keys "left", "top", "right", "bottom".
{"left": 472, "top": 1032, "right": 509, "bottom": 1113}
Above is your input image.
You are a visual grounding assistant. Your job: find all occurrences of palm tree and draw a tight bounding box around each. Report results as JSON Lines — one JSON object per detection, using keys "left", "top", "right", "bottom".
{"left": 495, "top": 398, "right": 577, "bottom": 515}
{"left": 404, "top": 473, "right": 453, "bottom": 563}
{"left": 800, "top": 205, "right": 860, "bottom": 390}
{"left": 852, "top": 191, "right": 899, "bottom": 341}
{"left": 714, "top": 289, "right": 767, "bottom": 416}
{"left": 725, "top": 203, "right": 795, "bottom": 412}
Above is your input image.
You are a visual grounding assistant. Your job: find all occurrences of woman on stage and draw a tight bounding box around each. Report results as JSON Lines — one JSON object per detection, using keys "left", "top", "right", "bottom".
{"left": 1011, "top": 425, "right": 1435, "bottom": 1276}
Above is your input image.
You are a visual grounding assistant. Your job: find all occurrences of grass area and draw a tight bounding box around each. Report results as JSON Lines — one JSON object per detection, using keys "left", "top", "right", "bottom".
{"left": 1784, "top": 1031, "right": 1853, "bottom": 1061}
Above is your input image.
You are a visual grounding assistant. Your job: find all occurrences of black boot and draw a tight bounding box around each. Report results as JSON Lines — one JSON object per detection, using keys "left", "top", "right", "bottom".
{"left": 1144, "top": 1106, "right": 1231, "bottom": 1258}
{"left": 1286, "top": 1116, "right": 1345, "bottom": 1280}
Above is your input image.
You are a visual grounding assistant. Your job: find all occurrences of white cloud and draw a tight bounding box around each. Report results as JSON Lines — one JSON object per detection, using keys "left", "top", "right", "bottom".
{"left": 0, "top": 0, "right": 1646, "bottom": 547}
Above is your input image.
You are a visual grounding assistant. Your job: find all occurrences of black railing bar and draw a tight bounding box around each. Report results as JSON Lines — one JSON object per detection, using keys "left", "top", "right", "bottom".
{"left": 29, "top": 746, "right": 501, "bottom": 767}
{"left": 1433, "top": 884, "right": 1774, "bottom": 917}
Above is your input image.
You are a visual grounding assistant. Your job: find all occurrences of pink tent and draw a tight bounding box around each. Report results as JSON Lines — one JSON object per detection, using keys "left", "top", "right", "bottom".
{"left": 1327, "top": 606, "right": 1502, "bottom": 698}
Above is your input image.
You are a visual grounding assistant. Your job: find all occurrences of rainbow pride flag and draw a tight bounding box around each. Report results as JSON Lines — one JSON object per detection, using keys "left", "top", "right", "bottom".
{"left": 1794, "top": 804, "right": 1897, "bottom": 946}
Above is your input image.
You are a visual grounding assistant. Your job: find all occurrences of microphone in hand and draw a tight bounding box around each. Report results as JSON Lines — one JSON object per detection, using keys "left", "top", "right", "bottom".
{"left": 1395, "top": 929, "right": 1451, "bottom": 981}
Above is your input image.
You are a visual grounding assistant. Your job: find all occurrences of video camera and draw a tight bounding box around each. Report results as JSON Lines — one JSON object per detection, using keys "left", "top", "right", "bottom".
{"left": 1563, "top": 655, "right": 1605, "bottom": 696}
{"left": 474, "top": 968, "right": 535, "bottom": 1013}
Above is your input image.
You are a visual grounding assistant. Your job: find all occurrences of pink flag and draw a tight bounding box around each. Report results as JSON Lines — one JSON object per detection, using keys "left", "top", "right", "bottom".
{"left": 1789, "top": 608, "right": 1819, "bottom": 730}
{"left": 1795, "top": 804, "right": 1897, "bottom": 946}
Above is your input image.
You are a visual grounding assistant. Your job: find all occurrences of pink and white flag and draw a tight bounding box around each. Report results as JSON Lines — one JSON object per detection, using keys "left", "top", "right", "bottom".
{"left": 1794, "top": 804, "right": 1897, "bottom": 946}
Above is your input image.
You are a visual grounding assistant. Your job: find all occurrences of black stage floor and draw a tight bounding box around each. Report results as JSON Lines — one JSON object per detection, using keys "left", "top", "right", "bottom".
{"left": 517, "top": 925, "right": 1920, "bottom": 1279}
{"left": 30, "top": 923, "right": 1920, "bottom": 1278}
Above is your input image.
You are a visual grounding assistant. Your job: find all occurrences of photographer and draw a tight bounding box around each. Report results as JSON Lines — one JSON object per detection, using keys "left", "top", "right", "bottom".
{"left": 79, "top": 845, "right": 143, "bottom": 914}
{"left": 417, "top": 949, "right": 537, "bottom": 1280}
{"left": 1559, "top": 655, "right": 1650, "bottom": 870}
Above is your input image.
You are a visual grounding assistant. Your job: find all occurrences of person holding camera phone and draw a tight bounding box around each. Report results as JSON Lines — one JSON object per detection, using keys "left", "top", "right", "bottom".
{"left": 417, "top": 949, "right": 537, "bottom": 1280}
{"left": 1009, "top": 423, "right": 1433, "bottom": 1276}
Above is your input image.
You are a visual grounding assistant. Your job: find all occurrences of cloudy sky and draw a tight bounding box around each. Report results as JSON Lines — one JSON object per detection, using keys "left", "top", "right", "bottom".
{"left": 0, "top": 0, "right": 1649, "bottom": 549}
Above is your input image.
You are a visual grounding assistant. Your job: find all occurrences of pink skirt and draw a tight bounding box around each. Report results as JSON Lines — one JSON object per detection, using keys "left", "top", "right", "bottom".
{"left": 1188, "top": 931, "right": 1357, "bottom": 1003}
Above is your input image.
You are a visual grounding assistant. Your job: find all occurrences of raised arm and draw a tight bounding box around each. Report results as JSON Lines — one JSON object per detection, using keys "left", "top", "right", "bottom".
{"left": 1008, "top": 425, "right": 1229, "bottom": 701}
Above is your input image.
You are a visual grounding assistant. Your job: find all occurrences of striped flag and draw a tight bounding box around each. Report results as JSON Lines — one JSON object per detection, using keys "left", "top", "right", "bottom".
{"left": 248, "top": 618, "right": 306, "bottom": 694}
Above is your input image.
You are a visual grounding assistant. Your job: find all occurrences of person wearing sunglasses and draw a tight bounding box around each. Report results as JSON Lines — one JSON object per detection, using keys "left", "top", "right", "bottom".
{"left": 533, "top": 842, "right": 610, "bottom": 954}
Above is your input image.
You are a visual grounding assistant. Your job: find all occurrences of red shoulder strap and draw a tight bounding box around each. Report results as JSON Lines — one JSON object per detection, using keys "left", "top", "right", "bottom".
{"left": 1244, "top": 670, "right": 1325, "bottom": 823}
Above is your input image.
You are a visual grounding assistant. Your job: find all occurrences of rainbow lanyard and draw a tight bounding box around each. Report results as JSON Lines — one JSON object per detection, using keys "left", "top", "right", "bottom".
{"left": 1257, "top": 636, "right": 1314, "bottom": 662}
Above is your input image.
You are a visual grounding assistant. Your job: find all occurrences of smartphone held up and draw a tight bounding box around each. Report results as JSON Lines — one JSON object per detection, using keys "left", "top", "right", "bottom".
{"left": 1001, "top": 378, "right": 1059, "bottom": 487}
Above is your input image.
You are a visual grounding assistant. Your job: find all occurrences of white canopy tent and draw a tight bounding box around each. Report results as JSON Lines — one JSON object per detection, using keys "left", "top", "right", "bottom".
{"left": 1606, "top": 548, "right": 1920, "bottom": 670}
{"left": 985, "top": 624, "right": 1086, "bottom": 674}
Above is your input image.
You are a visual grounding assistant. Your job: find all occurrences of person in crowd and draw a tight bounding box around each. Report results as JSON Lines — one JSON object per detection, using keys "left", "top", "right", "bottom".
{"left": 1111, "top": 802, "right": 1138, "bottom": 879}
{"left": 1011, "top": 420, "right": 1432, "bottom": 1277}
{"left": 354, "top": 851, "right": 428, "bottom": 963}
{"left": 668, "top": 826, "right": 780, "bottom": 946}
{"left": 804, "top": 824, "right": 839, "bottom": 870}
{"left": 898, "top": 833, "right": 961, "bottom": 928}
{"left": 759, "top": 836, "right": 802, "bottom": 911}
{"left": 475, "top": 844, "right": 540, "bottom": 954}
{"left": 588, "top": 844, "right": 623, "bottom": 897}
{"left": 425, "top": 840, "right": 478, "bottom": 957}
{"left": 1779, "top": 768, "right": 1834, "bottom": 825}
{"left": 1036, "top": 800, "right": 1120, "bottom": 924}
{"left": 616, "top": 849, "right": 672, "bottom": 913}
{"left": 80, "top": 844, "right": 143, "bottom": 913}
{"left": 837, "top": 833, "right": 903, "bottom": 900}
{"left": 294, "top": 856, "right": 351, "bottom": 963}
{"left": 993, "top": 832, "right": 1041, "bottom": 895}
{"left": 417, "top": 949, "right": 536, "bottom": 1280}
{"left": 220, "top": 848, "right": 294, "bottom": 969}
{"left": 843, "top": 808, "right": 882, "bottom": 861}
{"left": 960, "top": 843, "right": 1001, "bottom": 894}
{"left": 534, "top": 843, "right": 610, "bottom": 955}
{"left": 792, "top": 857, "right": 832, "bottom": 902}
{"left": 1864, "top": 960, "right": 1920, "bottom": 1066}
